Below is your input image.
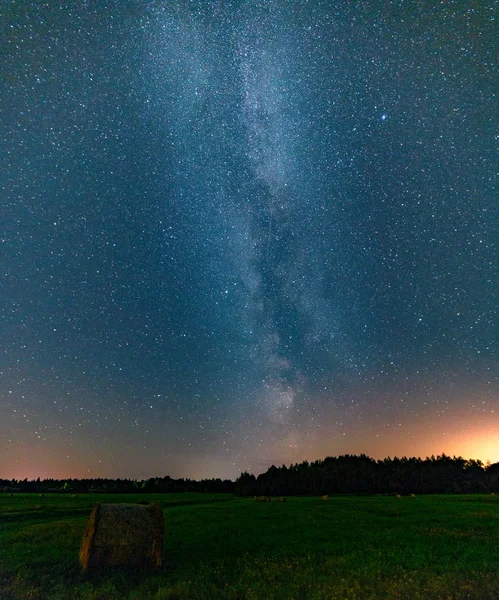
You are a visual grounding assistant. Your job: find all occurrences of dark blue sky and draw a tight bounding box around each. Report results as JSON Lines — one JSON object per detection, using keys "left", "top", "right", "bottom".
{"left": 2, "top": 1, "right": 497, "bottom": 479}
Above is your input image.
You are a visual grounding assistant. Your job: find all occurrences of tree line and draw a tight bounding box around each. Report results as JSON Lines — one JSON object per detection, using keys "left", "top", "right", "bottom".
{"left": 0, "top": 475, "right": 233, "bottom": 494}
{"left": 2, "top": 454, "right": 498, "bottom": 495}
{"left": 235, "top": 454, "right": 499, "bottom": 496}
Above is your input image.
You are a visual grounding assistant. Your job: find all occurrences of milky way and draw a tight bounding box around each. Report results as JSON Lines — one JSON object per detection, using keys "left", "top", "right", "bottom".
{"left": 2, "top": 1, "right": 497, "bottom": 479}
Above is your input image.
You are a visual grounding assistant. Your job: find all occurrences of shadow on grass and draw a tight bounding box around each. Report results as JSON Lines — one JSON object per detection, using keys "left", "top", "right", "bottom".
{"left": 0, "top": 507, "right": 91, "bottom": 525}
{"left": 0, "top": 496, "right": 234, "bottom": 525}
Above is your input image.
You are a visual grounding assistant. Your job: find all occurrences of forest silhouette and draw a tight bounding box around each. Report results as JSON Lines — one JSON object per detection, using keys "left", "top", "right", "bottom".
{"left": 2, "top": 454, "right": 499, "bottom": 496}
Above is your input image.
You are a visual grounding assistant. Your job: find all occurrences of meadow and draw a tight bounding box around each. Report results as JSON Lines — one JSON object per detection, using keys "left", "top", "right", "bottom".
{"left": 0, "top": 492, "right": 498, "bottom": 599}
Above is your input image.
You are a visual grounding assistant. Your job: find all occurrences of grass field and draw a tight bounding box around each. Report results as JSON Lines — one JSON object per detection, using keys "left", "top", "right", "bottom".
{"left": 0, "top": 493, "right": 498, "bottom": 599}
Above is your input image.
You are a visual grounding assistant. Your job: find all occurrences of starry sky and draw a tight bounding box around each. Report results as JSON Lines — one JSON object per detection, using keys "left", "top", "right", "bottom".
{"left": 2, "top": 1, "right": 497, "bottom": 481}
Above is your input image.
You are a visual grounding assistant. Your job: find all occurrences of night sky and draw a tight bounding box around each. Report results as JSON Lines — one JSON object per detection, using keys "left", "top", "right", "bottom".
{"left": 2, "top": 1, "right": 497, "bottom": 481}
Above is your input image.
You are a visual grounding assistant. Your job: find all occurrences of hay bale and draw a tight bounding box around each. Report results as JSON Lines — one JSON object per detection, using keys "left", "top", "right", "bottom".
{"left": 79, "top": 503, "right": 164, "bottom": 570}
{"left": 322, "top": 495, "right": 328, "bottom": 501}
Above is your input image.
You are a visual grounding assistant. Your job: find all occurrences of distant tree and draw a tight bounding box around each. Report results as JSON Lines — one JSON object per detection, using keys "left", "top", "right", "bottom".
{"left": 235, "top": 472, "right": 256, "bottom": 496}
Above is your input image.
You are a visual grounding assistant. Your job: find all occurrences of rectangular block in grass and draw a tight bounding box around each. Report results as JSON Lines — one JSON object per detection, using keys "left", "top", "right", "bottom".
{"left": 79, "top": 503, "right": 164, "bottom": 570}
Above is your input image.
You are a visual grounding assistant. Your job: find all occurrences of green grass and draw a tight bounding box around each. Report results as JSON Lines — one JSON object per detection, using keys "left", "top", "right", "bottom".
{"left": 0, "top": 493, "right": 498, "bottom": 599}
